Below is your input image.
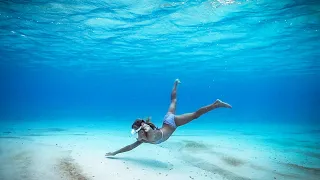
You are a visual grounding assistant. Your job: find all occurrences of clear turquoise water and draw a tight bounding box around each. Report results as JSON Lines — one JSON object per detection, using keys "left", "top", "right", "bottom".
{"left": 0, "top": 2, "right": 320, "bottom": 179}
{"left": 0, "top": 0, "right": 319, "bottom": 124}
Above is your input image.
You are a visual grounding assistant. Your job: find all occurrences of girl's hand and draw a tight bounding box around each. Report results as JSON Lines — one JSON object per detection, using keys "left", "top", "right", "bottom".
{"left": 145, "top": 116, "right": 152, "bottom": 123}
{"left": 142, "top": 123, "right": 151, "bottom": 132}
{"left": 105, "top": 152, "right": 115, "bottom": 156}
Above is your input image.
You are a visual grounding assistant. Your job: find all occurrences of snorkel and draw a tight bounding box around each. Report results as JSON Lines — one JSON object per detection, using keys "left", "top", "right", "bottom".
{"left": 131, "top": 119, "right": 145, "bottom": 136}
{"left": 131, "top": 125, "right": 142, "bottom": 135}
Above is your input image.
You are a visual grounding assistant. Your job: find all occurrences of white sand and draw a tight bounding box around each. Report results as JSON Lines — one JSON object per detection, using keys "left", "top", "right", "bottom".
{"left": 0, "top": 121, "right": 319, "bottom": 180}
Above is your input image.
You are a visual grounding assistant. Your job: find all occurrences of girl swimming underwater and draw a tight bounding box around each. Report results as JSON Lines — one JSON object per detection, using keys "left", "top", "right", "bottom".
{"left": 105, "top": 79, "right": 232, "bottom": 156}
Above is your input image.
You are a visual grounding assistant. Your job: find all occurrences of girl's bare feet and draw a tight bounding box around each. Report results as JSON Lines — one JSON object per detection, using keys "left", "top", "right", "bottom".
{"left": 213, "top": 99, "right": 232, "bottom": 108}
{"left": 175, "top": 78, "right": 181, "bottom": 84}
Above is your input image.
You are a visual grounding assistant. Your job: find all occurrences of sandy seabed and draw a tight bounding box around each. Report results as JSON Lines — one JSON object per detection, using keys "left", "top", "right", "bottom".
{"left": 0, "top": 121, "right": 319, "bottom": 180}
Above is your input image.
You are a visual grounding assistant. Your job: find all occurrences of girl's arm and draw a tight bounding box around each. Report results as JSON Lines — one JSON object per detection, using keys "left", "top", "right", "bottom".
{"left": 105, "top": 141, "right": 143, "bottom": 156}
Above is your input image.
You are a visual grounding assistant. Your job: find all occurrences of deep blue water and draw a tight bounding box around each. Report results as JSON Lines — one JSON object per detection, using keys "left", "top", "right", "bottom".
{"left": 0, "top": 0, "right": 319, "bottom": 126}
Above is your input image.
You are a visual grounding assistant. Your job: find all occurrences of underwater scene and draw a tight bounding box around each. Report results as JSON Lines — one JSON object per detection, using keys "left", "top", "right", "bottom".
{"left": 0, "top": 0, "right": 319, "bottom": 180}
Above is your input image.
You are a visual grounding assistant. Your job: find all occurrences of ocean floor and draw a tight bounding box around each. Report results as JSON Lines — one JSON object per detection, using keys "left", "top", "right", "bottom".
{"left": 0, "top": 120, "right": 319, "bottom": 180}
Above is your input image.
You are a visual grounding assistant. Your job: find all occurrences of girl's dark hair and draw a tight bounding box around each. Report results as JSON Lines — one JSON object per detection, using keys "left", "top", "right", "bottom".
{"left": 131, "top": 119, "right": 157, "bottom": 130}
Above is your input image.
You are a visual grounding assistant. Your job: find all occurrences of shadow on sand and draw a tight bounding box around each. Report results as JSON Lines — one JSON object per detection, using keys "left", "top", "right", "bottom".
{"left": 106, "top": 156, "right": 171, "bottom": 169}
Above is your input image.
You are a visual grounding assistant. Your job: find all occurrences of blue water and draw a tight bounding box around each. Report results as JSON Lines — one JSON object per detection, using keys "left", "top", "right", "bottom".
{"left": 0, "top": 1, "right": 320, "bottom": 180}
{"left": 0, "top": 0, "right": 319, "bottom": 125}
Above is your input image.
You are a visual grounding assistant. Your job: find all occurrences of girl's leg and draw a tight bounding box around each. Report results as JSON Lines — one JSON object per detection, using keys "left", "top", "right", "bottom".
{"left": 167, "top": 79, "right": 181, "bottom": 114}
{"left": 174, "top": 99, "right": 231, "bottom": 127}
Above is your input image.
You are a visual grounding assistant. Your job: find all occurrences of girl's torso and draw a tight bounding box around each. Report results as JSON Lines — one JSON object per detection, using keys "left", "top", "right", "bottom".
{"left": 141, "top": 124, "right": 176, "bottom": 144}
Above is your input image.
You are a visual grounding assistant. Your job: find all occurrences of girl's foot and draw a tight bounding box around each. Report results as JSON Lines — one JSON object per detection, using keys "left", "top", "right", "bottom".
{"left": 213, "top": 99, "right": 232, "bottom": 108}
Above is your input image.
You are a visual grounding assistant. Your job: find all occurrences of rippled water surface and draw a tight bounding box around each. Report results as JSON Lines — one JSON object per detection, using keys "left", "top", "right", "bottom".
{"left": 1, "top": 0, "right": 319, "bottom": 76}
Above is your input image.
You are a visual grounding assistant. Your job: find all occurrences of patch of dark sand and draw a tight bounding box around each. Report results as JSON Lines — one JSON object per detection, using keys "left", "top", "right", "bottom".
{"left": 181, "top": 139, "right": 243, "bottom": 152}
{"left": 26, "top": 133, "right": 51, "bottom": 137}
{"left": 250, "top": 164, "right": 301, "bottom": 180}
{"left": 26, "top": 128, "right": 68, "bottom": 134}
{"left": 280, "top": 162, "right": 320, "bottom": 176}
{"left": 221, "top": 156, "right": 246, "bottom": 166}
{"left": 301, "top": 144, "right": 320, "bottom": 150}
{"left": 263, "top": 138, "right": 320, "bottom": 151}
{"left": 24, "top": 133, "right": 88, "bottom": 137}
{"left": 250, "top": 164, "right": 269, "bottom": 171}
{"left": 179, "top": 140, "right": 211, "bottom": 152}
{"left": 8, "top": 151, "right": 34, "bottom": 180}
{"left": 263, "top": 138, "right": 295, "bottom": 147}
{"left": 240, "top": 132, "right": 257, "bottom": 136}
{"left": 292, "top": 150, "right": 320, "bottom": 159}
{"left": 0, "top": 136, "right": 33, "bottom": 142}
{"left": 180, "top": 140, "right": 246, "bottom": 167}
{"left": 0, "top": 136, "right": 22, "bottom": 139}
{"left": 46, "top": 128, "right": 68, "bottom": 132}
{"left": 107, "top": 156, "right": 172, "bottom": 169}
{"left": 290, "top": 139, "right": 312, "bottom": 143}
{"left": 274, "top": 171, "right": 301, "bottom": 180}
{"left": 11, "top": 151, "right": 31, "bottom": 161}
{"left": 70, "top": 133, "right": 88, "bottom": 136}
{"left": 58, "top": 157, "right": 90, "bottom": 180}
{"left": 287, "top": 138, "right": 320, "bottom": 149}
{"left": 303, "top": 151, "right": 320, "bottom": 159}
{"left": 182, "top": 155, "right": 253, "bottom": 180}
{"left": 289, "top": 129, "right": 320, "bottom": 135}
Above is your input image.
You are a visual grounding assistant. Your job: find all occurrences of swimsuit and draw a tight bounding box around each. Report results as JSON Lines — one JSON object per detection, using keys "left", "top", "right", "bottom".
{"left": 163, "top": 112, "right": 177, "bottom": 129}
{"left": 152, "top": 112, "right": 177, "bottom": 144}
